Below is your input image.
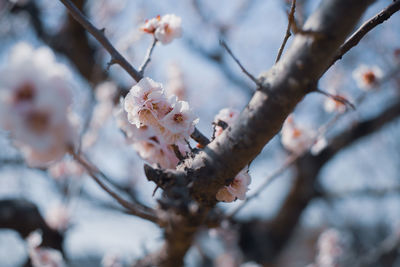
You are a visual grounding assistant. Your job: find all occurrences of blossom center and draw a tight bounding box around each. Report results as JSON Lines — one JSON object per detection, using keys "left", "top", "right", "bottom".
{"left": 27, "top": 111, "right": 49, "bottom": 133}
{"left": 362, "top": 71, "right": 376, "bottom": 84}
{"left": 15, "top": 82, "right": 35, "bottom": 103}
{"left": 173, "top": 113, "right": 183, "bottom": 123}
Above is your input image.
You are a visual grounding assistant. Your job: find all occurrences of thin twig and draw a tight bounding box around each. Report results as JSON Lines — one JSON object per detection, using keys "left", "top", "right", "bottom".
{"left": 315, "top": 88, "right": 356, "bottom": 110}
{"left": 329, "top": 0, "right": 400, "bottom": 69}
{"left": 139, "top": 38, "right": 158, "bottom": 75}
{"left": 220, "top": 39, "right": 259, "bottom": 86}
{"left": 276, "top": 0, "right": 297, "bottom": 63}
{"left": 59, "top": 0, "right": 142, "bottom": 82}
{"left": 69, "top": 149, "right": 161, "bottom": 224}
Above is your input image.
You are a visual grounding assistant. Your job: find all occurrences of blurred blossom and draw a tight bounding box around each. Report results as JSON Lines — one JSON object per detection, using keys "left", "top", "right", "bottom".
{"left": 0, "top": 42, "right": 77, "bottom": 166}
{"left": 48, "top": 159, "right": 84, "bottom": 180}
{"left": 323, "top": 90, "right": 350, "bottom": 114}
{"left": 26, "top": 231, "right": 65, "bottom": 267}
{"left": 45, "top": 203, "right": 71, "bottom": 232}
{"left": 215, "top": 252, "right": 238, "bottom": 267}
{"left": 352, "top": 64, "right": 383, "bottom": 90}
{"left": 281, "top": 115, "right": 327, "bottom": 156}
{"left": 281, "top": 115, "right": 314, "bottom": 155}
{"left": 313, "top": 228, "right": 344, "bottom": 267}
{"left": 101, "top": 252, "right": 123, "bottom": 267}
{"left": 166, "top": 63, "right": 186, "bottom": 101}
{"left": 141, "top": 14, "right": 182, "bottom": 45}
{"left": 82, "top": 81, "right": 117, "bottom": 149}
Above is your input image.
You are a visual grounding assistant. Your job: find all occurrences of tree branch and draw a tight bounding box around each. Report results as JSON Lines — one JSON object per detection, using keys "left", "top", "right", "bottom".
{"left": 0, "top": 199, "right": 64, "bottom": 253}
{"left": 59, "top": 0, "right": 142, "bottom": 82}
{"left": 239, "top": 96, "right": 400, "bottom": 264}
{"left": 185, "top": 0, "right": 375, "bottom": 205}
{"left": 276, "top": 0, "right": 297, "bottom": 63}
{"left": 329, "top": 0, "right": 400, "bottom": 68}
{"left": 70, "top": 150, "right": 162, "bottom": 225}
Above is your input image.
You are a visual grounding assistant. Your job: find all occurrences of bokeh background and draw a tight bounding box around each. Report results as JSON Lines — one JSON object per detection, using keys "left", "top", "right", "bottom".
{"left": 0, "top": 0, "right": 400, "bottom": 266}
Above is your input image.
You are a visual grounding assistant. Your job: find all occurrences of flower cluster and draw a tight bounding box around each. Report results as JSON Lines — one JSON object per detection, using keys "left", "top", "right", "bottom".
{"left": 213, "top": 108, "right": 252, "bottom": 202}
{"left": 352, "top": 64, "right": 383, "bottom": 90}
{"left": 0, "top": 43, "right": 77, "bottom": 166}
{"left": 141, "top": 14, "right": 182, "bottom": 44}
{"left": 124, "top": 77, "right": 198, "bottom": 145}
{"left": 116, "top": 77, "right": 195, "bottom": 168}
{"left": 26, "top": 231, "right": 65, "bottom": 267}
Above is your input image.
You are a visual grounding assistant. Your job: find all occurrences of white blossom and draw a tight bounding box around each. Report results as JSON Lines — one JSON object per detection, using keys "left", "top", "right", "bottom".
{"left": 124, "top": 77, "right": 169, "bottom": 128}
{"left": 166, "top": 63, "right": 186, "bottom": 100}
{"left": 281, "top": 116, "right": 314, "bottom": 155}
{"left": 26, "top": 231, "right": 65, "bottom": 267}
{"left": 141, "top": 14, "right": 182, "bottom": 45}
{"left": 45, "top": 203, "right": 70, "bottom": 232}
{"left": 216, "top": 167, "right": 251, "bottom": 202}
{"left": 315, "top": 228, "right": 344, "bottom": 267}
{"left": 48, "top": 159, "right": 84, "bottom": 180}
{"left": 323, "top": 90, "right": 350, "bottom": 114}
{"left": 0, "top": 43, "right": 77, "bottom": 166}
{"left": 159, "top": 100, "right": 198, "bottom": 144}
{"left": 124, "top": 77, "right": 198, "bottom": 145}
{"left": 213, "top": 108, "right": 240, "bottom": 137}
{"left": 213, "top": 108, "right": 251, "bottom": 202}
{"left": 352, "top": 64, "right": 383, "bottom": 90}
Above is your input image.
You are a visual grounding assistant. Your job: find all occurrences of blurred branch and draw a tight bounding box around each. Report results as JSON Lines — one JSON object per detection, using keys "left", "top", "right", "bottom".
{"left": 239, "top": 96, "right": 400, "bottom": 264}
{"left": 357, "top": 231, "right": 400, "bottom": 267}
{"left": 11, "top": 0, "right": 107, "bottom": 85}
{"left": 0, "top": 199, "right": 64, "bottom": 253}
{"left": 276, "top": 0, "right": 297, "bottom": 63}
{"left": 329, "top": 0, "right": 400, "bottom": 69}
{"left": 70, "top": 150, "right": 162, "bottom": 225}
{"left": 184, "top": 37, "right": 254, "bottom": 96}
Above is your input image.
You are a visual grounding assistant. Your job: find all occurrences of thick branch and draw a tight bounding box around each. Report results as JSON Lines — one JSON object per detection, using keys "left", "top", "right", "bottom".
{"left": 71, "top": 151, "right": 161, "bottom": 225}
{"left": 239, "top": 97, "right": 400, "bottom": 263}
{"left": 187, "top": 0, "right": 374, "bottom": 205}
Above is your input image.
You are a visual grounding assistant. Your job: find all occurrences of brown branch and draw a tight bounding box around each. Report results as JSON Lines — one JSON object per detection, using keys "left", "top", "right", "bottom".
{"left": 329, "top": 0, "right": 400, "bottom": 68}
{"left": 191, "top": 128, "right": 210, "bottom": 147}
{"left": 276, "top": 0, "right": 297, "bottom": 63}
{"left": 59, "top": 0, "right": 142, "bottom": 82}
{"left": 70, "top": 150, "right": 162, "bottom": 225}
{"left": 0, "top": 199, "right": 64, "bottom": 253}
{"left": 183, "top": 0, "right": 375, "bottom": 206}
{"left": 239, "top": 96, "right": 400, "bottom": 264}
